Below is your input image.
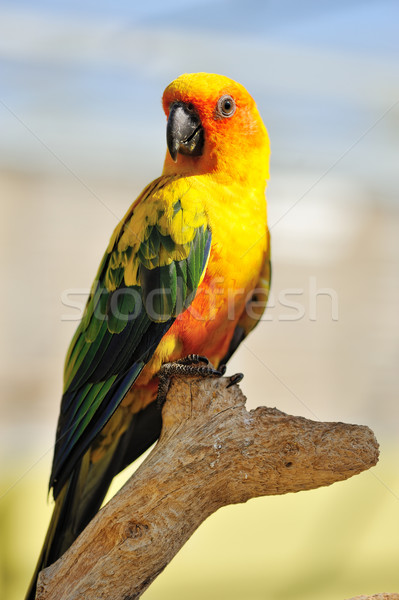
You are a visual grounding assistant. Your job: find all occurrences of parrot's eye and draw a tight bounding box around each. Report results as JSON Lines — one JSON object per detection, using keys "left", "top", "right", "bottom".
{"left": 216, "top": 95, "right": 236, "bottom": 118}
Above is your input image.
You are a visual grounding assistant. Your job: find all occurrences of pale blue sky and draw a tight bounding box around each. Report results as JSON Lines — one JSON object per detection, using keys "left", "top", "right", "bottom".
{"left": 0, "top": 1, "right": 398, "bottom": 198}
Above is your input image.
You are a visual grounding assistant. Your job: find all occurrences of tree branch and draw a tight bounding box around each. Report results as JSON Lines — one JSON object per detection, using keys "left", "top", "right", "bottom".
{"left": 36, "top": 375, "right": 379, "bottom": 600}
{"left": 347, "top": 595, "right": 399, "bottom": 599}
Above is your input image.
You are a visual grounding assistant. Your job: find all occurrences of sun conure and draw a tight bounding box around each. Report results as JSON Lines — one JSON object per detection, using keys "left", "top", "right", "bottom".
{"left": 26, "top": 72, "right": 271, "bottom": 599}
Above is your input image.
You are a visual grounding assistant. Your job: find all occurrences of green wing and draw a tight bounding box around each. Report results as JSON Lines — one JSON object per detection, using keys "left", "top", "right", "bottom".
{"left": 51, "top": 176, "right": 212, "bottom": 497}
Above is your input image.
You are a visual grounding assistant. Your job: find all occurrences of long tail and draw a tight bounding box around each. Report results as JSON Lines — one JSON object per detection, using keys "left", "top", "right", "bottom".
{"left": 25, "top": 451, "right": 105, "bottom": 600}
{"left": 25, "top": 401, "right": 162, "bottom": 600}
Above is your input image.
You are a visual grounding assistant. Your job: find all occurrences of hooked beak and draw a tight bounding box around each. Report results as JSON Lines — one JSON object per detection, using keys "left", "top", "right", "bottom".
{"left": 166, "top": 102, "right": 204, "bottom": 162}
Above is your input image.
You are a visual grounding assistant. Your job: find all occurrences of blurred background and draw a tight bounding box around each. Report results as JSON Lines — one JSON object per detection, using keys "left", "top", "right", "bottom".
{"left": 1, "top": 1, "right": 398, "bottom": 599}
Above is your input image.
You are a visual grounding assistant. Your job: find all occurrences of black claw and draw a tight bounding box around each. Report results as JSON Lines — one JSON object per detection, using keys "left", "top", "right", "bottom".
{"left": 196, "top": 355, "right": 210, "bottom": 365}
{"left": 203, "top": 367, "right": 223, "bottom": 377}
{"left": 218, "top": 364, "right": 227, "bottom": 375}
{"left": 176, "top": 354, "right": 210, "bottom": 366}
{"left": 226, "top": 373, "right": 244, "bottom": 389}
{"left": 156, "top": 376, "right": 171, "bottom": 408}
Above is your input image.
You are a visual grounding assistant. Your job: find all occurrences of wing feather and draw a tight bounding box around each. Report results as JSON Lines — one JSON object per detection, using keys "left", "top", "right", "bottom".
{"left": 51, "top": 176, "right": 212, "bottom": 497}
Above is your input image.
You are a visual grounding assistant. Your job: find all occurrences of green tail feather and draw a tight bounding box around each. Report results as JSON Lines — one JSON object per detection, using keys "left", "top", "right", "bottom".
{"left": 25, "top": 399, "right": 163, "bottom": 600}
{"left": 25, "top": 436, "right": 125, "bottom": 600}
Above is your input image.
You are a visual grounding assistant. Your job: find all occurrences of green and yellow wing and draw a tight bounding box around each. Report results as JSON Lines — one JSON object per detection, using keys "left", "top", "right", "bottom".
{"left": 51, "top": 176, "right": 212, "bottom": 497}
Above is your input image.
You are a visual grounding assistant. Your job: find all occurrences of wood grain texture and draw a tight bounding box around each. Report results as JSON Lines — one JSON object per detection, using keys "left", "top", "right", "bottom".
{"left": 347, "top": 595, "right": 399, "bottom": 599}
{"left": 36, "top": 375, "right": 379, "bottom": 600}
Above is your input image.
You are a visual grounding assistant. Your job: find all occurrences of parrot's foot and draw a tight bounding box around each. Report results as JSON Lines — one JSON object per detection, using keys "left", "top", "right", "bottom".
{"left": 173, "top": 354, "right": 210, "bottom": 367}
{"left": 156, "top": 355, "right": 223, "bottom": 407}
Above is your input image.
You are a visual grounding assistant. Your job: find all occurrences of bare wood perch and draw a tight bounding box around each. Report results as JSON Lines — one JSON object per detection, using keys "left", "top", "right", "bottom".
{"left": 36, "top": 375, "right": 379, "bottom": 600}
{"left": 347, "top": 595, "right": 399, "bottom": 599}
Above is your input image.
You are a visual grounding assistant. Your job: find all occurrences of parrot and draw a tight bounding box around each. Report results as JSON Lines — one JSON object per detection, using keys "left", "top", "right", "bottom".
{"left": 26, "top": 72, "right": 271, "bottom": 599}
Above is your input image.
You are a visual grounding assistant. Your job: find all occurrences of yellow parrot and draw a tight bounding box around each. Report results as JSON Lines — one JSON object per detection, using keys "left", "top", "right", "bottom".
{"left": 26, "top": 72, "right": 271, "bottom": 599}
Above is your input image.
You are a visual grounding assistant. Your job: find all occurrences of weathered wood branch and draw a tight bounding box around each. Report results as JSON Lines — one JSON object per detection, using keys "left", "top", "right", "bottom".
{"left": 347, "top": 595, "right": 399, "bottom": 599}
{"left": 36, "top": 375, "right": 379, "bottom": 600}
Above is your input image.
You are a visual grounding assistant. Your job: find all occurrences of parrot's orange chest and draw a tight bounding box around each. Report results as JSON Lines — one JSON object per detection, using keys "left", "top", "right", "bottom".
{"left": 172, "top": 223, "right": 267, "bottom": 362}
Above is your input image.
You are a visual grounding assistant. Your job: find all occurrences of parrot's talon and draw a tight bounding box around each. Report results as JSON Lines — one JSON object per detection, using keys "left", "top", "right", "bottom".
{"left": 156, "top": 356, "right": 222, "bottom": 406}
{"left": 218, "top": 364, "right": 227, "bottom": 375}
{"left": 226, "top": 373, "right": 244, "bottom": 389}
{"left": 156, "top": 375, "right": 171, "bottom": 409}
{"left": 175, "top": 354, "right": 210, "bottom": 366}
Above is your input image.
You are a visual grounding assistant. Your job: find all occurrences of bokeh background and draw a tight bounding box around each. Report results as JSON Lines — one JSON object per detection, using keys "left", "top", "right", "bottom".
{"left": 1, "top": 1, "right": 399, "bottom": 599}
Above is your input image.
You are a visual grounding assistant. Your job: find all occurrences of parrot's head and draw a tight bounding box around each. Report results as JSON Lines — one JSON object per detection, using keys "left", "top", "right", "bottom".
{"left": 162, "top": 72, "right": 270, "bottom": 184}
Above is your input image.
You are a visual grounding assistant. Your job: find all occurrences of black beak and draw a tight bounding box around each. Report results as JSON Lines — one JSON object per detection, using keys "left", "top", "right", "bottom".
{"left": 166, "top": 102, "right": 204, "bottom": 162}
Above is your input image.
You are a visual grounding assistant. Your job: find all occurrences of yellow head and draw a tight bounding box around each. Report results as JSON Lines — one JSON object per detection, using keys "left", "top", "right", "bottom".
{"left": 162, "top": 72, "right": 270, "bottom": 185}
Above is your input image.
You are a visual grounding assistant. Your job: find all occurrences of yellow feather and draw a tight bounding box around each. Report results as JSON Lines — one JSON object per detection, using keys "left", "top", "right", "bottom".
{"left": 170, "top": 243, "right": 191, "bottom": 261}
{"left": 170, "top": 210, "right": 196, "bottom": 245}
{"left": 124, "top": 258, "right": 139, "bottom": 287}
{"left": 158, "top": 245, "right": 174, "bottom": 266}
{"left": 104, "top": 270, "right": 117, "bottom": 292}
